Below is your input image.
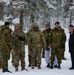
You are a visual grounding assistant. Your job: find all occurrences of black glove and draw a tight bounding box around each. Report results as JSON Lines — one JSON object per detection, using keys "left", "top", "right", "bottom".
{"left": 46, "top": 47, "right": 50, "bottom": 51}
{"left": 18, "top": 36, "right": 25, "bottom": 41}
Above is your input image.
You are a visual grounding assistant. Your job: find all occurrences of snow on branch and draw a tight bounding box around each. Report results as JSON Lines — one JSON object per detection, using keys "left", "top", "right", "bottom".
{"left": 70, "top": 6, "right": 74, "bottom": 10}
{"left": 44, "top": 0, "right": 56, "bottom": 10}
{"left": 0, "top": 0, "right": 10, "bottom": 5}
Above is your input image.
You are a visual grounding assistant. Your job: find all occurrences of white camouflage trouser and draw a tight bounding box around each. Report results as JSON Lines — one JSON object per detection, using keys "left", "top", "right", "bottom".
{"left": 45, "top": 46, "right": 58, "bottom": 65}
{"left": 45, "top": 46, "right": 51, "bottom": 64}
{"left": 54, "top": 56, "right": 58, "bottom": 65}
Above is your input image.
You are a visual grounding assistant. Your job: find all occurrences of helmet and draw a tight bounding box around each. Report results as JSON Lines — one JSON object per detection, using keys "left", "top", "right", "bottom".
{"left": 31, "top": 23, "right": 39, "bottom": 28}
{"left": 45, "top": 23, "right": 50, "bottom": 26}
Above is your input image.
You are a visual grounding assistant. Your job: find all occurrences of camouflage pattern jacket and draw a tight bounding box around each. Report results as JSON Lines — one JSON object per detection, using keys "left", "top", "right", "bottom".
{"left": 12, "top": 30, "right": 27, "bottom": 51}
{"left": 2, "top": 27, "right": 13, "bottom": 59}
{"left": 43, "top": 28, "right": 52, "bottom": 46}
{"left": 50, "top": 27, "right": 65, "bottom": 48}
{"left": 29, "top": 30, "right": 46, "bottom": 50}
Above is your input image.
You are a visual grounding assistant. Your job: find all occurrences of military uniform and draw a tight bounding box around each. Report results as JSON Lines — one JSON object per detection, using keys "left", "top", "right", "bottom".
{"left": 50, "top": 27, "right": 63, "bottom": 69}
{"left": 2, "top": 26, "right": 12, "bottom": 72}
{"left": 43, "top": 25, "right": 52, "bottom": 67}
{"left": 12, "top": 31, "right": 21, "bottom": 71}
{"left": 27, "top": 29, "right": 38, "bottom": 67}
{"left": 29, "top": 24, "right": 46, "bottom": 69}
{"left": 12, "top": 24, "right": 27, "bottom": 71}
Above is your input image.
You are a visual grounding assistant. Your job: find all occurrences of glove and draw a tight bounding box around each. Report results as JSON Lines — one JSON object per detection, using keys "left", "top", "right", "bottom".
{"left": 18, "top": 36, "right": 25, "bottom": 41}
{"left": 46, "top": 47, "right": 50, "bottom": 51}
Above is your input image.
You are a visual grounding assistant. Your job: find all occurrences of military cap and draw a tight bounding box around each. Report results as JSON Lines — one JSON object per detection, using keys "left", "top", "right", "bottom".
{"left": 45, "top": 23, "right": 50, "bottom": 26}
{"left": 55, "top": 22, "right": 60, "bottom": 25}
{"left": 69, "top": 25, "right": 74, "bottom": 28}
{"left": 5, "top": 22, "right": 10, "bottom": 26}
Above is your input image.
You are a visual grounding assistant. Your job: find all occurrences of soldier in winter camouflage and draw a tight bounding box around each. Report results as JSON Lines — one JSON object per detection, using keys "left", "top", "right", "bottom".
{"left": 12, "top": 23, "right": 28, "bottom": 71}
{"left": 26, "top": 27, "right": 37, "bottom": 67}
{"left": 42, "top": 23, "right": 52, "bottom": 67}
{"left": 11, "top": 24, "right": 21, "bottom": 70}
{"left": 28, "top": 23, "right": 46, "bottom": 69}
{"left": 2, "top": 22, "right": 13, "bottom": 73}
{"left": 50, "top": 22, "right": 65, "bottom": 69}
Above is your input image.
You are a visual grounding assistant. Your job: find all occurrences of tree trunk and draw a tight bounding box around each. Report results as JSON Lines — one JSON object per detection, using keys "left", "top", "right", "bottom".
{"left": 20, "top": 10, "right": 23, "bottom": 31}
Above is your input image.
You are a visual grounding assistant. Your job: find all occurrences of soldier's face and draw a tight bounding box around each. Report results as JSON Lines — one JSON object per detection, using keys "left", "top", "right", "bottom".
{"left": 6, "top": 25, "right": 10, "bottom": 28}
{"left": 15, "top": 26, "right": 20, "bottom": 30}
{"left": 55, "top": 24, "right": 60, "bottom": 28}
{"left": 45, "top": 26, "right": 49, "bottom": 30}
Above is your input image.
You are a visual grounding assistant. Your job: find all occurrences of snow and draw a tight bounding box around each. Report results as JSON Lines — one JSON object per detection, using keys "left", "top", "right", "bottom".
{"left": 0, "top": 21, "right": 4, "bottom": 26}
{"left": 0, "top": 0, "right": 74, "bottom": 74}
{"left": 0, "top": 0, "right": 10, "bottom": 5}
{"left": 0, "top": 28, "right": 74, "bottom": 75}
{"left": 44, "top": 0, "right": 56, "bottom": 10}
{"left": 12, "top": 18, "right": 20, "bottom": 24}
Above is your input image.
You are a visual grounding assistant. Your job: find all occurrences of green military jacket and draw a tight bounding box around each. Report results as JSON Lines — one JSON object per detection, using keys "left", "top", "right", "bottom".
{"left": 2, "top": 27, "right": 13, "bottom": 59}
{"left": 43, "top": 28, "right": 52, "bottom": 46}
{"left": 29, "top": 30, "right": 46, "bottom": 50}
{"left": 2, "top": 27, "right": 13, "bottom": 50}
{"left": 12, "top": 30, "right": 27, "bottom": 49}
{"left": 50, "top": 27, "right": 64, "bottom": 48}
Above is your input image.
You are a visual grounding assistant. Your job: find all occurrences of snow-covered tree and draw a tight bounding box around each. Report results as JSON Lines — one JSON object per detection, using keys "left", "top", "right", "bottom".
{"left": 0, "top": 0, "right": 74, "bottom": 29}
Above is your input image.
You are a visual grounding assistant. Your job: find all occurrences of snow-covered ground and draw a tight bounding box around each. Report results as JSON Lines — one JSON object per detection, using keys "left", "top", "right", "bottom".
{"left": 0, "top": 28, "right": 74, "bottom": 75}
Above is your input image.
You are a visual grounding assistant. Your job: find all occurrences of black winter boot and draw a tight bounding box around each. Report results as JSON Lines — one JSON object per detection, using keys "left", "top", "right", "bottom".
{"left": 54, "top": 65, "right": 58, "bottom": 68}
{"left": 58, "top": 64, "right": 61, "bottom": 69}
{"left": 46, "top": 63, "right": 50, "bottom": 68}
{"left": 50, "top": 64, "right": 53, "bottom": 69}
{"left": 2, "top": 69, "right": 12, "bottom": 73}
{"left": 2, "top": 69, "right": 6, "bottom": 72}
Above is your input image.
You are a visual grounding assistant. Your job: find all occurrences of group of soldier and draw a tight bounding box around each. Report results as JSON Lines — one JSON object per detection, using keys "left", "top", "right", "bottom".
{"left": 42, "top": 22, "right": 66, "bottom": 69}
{"left": 0, "top": 22, "right": 28, "bottom": 73}
{"left": 0, "top": 21, "right": 67, "bottom": 73}
{"left": 27, "top": 21, "right": 66, "bottom": 69}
